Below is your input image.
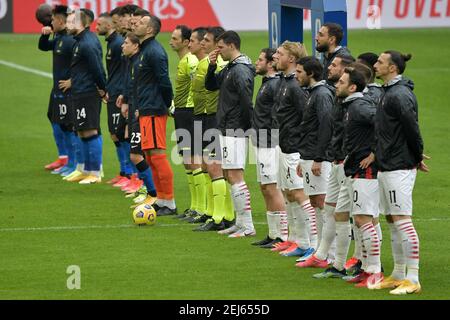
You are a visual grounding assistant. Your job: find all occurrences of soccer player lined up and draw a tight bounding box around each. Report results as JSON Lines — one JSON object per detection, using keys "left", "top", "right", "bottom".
{"left": 295, "top": 57, "right": 335, "bottom": 267}
{"left": 168, "top": 25, "right": 199, "bottom": 220}
{"left": 183, "top": 26, "right": 232, "bottom": 230}
{"left": 315, "top": 23, "right": 351, "bottom": 83}
{"left": 250, "top": 49, "right": 288, "bottom": 248}
{"left": 205, "top": 31, "right": 256, "bottom": 238}
{"left": 191, "top": 27, "right": 235, "bottom": 232}
{"left": 270, "top": 42, "right": 315, "bottom": 258}
{"left": 182, "top": 27, "right": 212, "bottom": 223}
{"left": 97, "top": 13, "right": 134, "bottom": 191}
{"left": 64, "top": 9, "right": 107, "bottom": 184}
{"left": 336, "top": 65, "right": 382, "bottom": 288}
{"left": 357, "top": 53, "right": 384, "bottom": 106}
{"left": 118, "top": 31, "right": 158, "bottom": 209}
{"left": 310, "top": 54, "right": 357, "bottom": 279}
{"left": 371, "top": 51, "right": 428, "bottom": 295}
{"left": 134, "top": 15, "right": 176, "bottom": 216}
{"left": 39, "top": 5, "right": 76, "bottom": 173}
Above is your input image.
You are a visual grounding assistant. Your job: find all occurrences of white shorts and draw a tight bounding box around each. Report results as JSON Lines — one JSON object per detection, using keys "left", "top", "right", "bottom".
{"left": 378, "top": 170, "right": 417, "bottom": 216}
{"left": 299, "top": 160, "right": 332, "bottom": 196}
{"left": 219, "top": 135, "right": 248, "bottom": 170}
{"left": 335, "top": 176, "right": 351, "bottom": 213}
{"left": 325, "top": 163, "right": 346, "bottom": 204}
{"left": 255, "top": 146, "right": 279, "bottom": 185}
{"left": 277, "top": 150, "right": 304, "bottom": 191}
{"left": 348, "top": 178, "right": 380, "bottom": 218}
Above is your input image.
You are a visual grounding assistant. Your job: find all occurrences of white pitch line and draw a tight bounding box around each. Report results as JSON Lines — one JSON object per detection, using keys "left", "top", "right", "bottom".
{"left": 0, "top": 59, "right": 52, "bottom": 79}
{"left": 0, "top": 218, "right": 448, "bottom": 233}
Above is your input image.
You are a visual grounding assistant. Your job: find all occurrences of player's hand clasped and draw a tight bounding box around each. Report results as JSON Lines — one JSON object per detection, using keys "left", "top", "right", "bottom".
{"left": 360, "top": 152, "right": 375, "bottom": 169}
{"left": 58, "top": 79, "right": 71, "bottom": 92}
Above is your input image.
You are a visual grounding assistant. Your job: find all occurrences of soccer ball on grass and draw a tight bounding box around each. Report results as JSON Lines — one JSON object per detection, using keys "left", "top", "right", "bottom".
{"left": 132, "top": 204, "right": 157, "bottom": 226}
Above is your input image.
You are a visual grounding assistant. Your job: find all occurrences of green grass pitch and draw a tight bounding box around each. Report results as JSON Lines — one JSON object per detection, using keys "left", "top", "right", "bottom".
{"left": 0, "top": 28, "right": 449, "bottom": 300}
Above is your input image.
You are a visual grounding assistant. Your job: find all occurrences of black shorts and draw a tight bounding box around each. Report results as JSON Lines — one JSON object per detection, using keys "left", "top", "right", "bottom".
{"left": 129, "top": 120, "right": 143, "bottom": 155}
{"left": 174, "top": 108, "right": 194, "bottom": 156}
{"left": 48, "top": 90, "right": 73, "bottom": 125}
{"left": 72, "top": 92, "right": 101, "bottom": 131}
{"left": 107, "top": 98, "right": 121, "bottom": 134}
{"left": 107, "top": 97, "right": 127, "bottom": 138}
{"left": 193, "top": 113, "right": 220, "bottom": 158}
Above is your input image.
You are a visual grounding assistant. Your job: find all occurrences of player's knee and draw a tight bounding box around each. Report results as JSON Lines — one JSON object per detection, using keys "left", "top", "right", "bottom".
{"left": 226, "top": 170, "right": 244, "bottom": 185}
{"left": 335, "top": 212, "right": 350, "bottom": 222}
{"left": 130, "top": 153, "right": 143, "bottom": 165}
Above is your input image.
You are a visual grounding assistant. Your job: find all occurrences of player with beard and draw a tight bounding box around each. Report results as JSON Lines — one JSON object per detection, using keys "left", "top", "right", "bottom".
{"left": 315, "top": 23, "right": 351, "bottom": 82}
{"left": 134, "top": 15, "right": 176, "bottom": 216}
{"left": 370, "top": 51, "right": 428, "bottom": 295}
{"left": 63, "top": 10, "right": 106, "bottom": 184}
{"left": 335, "top": 66, "right": 383, "bottom": 288}
{"left": 269, "top": 42, "right": 316, "bottom": 257}
{"left": 250, "top": 48, "right": 288, "bottom": 248}
{"left": 310, "top": 54, "right": 361, "bottom": 279}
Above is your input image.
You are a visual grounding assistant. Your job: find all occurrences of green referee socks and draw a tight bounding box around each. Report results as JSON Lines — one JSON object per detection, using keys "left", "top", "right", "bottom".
{"left": 185, "top": 170, "right": 197, "bottom": 211}
{"left": 193, "top": 168, "right": 207, "bottom": 214}
{"left": 205, "top": 173, "right": 214, "bottom": 217}
{"left": 212, "top": 177, "right": 227, "bottom": 224}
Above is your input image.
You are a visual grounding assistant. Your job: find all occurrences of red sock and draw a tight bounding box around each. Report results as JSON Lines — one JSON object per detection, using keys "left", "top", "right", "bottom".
{"left": 150, "top": 154, "right": 174, "bottom": 200}
{"left": 146, "top": 156, "right": 164, "bottom": 199}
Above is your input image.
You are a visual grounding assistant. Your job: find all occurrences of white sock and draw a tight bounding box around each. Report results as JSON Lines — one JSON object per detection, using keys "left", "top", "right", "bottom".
{"left": 231, "top": 182, "right": 254, "bottom": 231}
{"left": 352, "top": 222, "right": 363, "bottom": 260}
{"left": 279, "top": 211, "right": 288, "bottom": 241}
{"left": 315, "top": 207, "right": 324, "bottom": 249}
{"left": 388, "top": 223, "right": 406, "bottom": 280}
{"left": 267, "top": 211, "right": 278, "bottom": 240}
{"left": 155, "top": 199, "right": 166, "bottom": 207}
{"left": 359, "top": 223, "right": 381, "bottom": 274}
{"left": 286, "top": 202, "right": 297, "bottom": 242}
{"left": 395, "top": 219, "right": 420, "bottom": 284}
{"left": 375, "top": 222, "right": 383, "bottom": 245}
{"left": 315, "top": 204, "right": 336, "bottom": 261}
{"left": 291, "top": 201, "right": 310, "bottom": 250}
{"left": 358, "top": 228, "right": 368, "bottom": 271}
{"left": 333, "top": 221, "right": 352, "bottom": 271}
{"left": 165, "top": 199, "right": 176, "bottom": 210}
{"left": 301, "top": 200, "right": 318, "bottom": 249}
